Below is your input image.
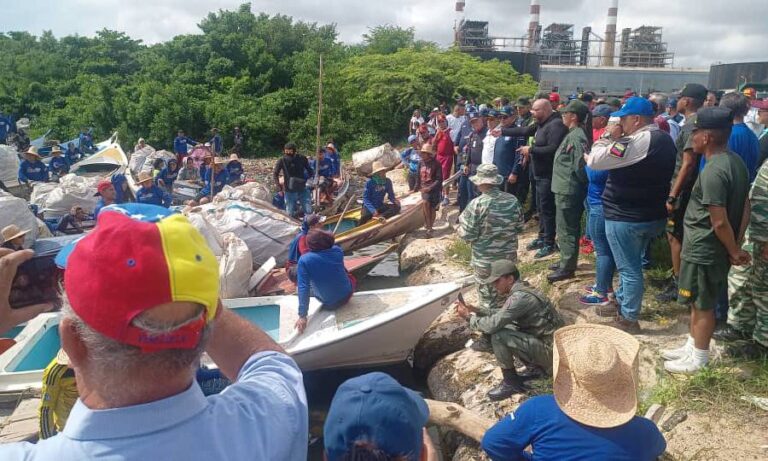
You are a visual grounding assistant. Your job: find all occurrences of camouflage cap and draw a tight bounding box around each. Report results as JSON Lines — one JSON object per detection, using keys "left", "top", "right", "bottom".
{"left": 470, "top": 163, "right": 503, "bottom": 186}
{"left": 559, "top": 99, "right": 589, "bottom": 119}
{"left": 475, "top": 260, "right": 519, "bottom": 285}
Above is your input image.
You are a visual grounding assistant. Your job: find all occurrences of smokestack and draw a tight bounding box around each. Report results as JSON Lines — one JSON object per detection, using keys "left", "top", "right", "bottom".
{"left": 528, "top": 0, "right": 540, "bottom": 50}
{"left": 601, "top": 0, "right": 618, "bottom": 66}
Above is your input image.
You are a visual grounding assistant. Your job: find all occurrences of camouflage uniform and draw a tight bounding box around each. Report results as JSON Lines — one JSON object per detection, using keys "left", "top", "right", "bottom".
{"left": 458, "top": 185, "right": 524, "bottom": 314}
{"left": 728, "top": 162, "right": 768, "bottom": 347}
{"left": 469, "top": 281, "right": 564, "bottom": 373}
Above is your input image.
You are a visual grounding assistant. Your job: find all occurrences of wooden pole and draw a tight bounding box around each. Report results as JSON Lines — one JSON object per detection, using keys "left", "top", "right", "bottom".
{"left": 332, "top": 193, "right": 356, "bottom": 235}
{"left": 313, "top": 55, "right": 324, "bottom": 208}
{"left": 424, "top": 399, "right": 495, "bottom": 443}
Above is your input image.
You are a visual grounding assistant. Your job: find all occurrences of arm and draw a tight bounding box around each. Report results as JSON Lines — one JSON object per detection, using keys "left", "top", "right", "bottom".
{"left": 386, "top": 180, "right": 397, "bottom": 204}
{"left": 669, "top": 149, "right": 697, "bottom": 199}
{"left": 481, "top": 404, "right": 536, "bottom": 461}
{"left": 273, "top": 159, "right": 284, "bottom": 190}
{"left": 18, "top": 164, "right": 28, "bottom": 183}
{"left": 0, "top": 249, "right": 53, "bottom": 336}
{"left": 162, "top": 189, "right": 173, "bottom": 207}
{"left": 710, "top": 205, "right": 747, "bottom": 263}
{"left": 430, "top": 161, "right": 443, "bottom": 191}
{"left": 297, "top": 259, "right": 311, "bottom": 318}
{"left": 501, "top": 124, "right": 536, "bottom": 138}
{"left": 362, "top": 182, "right": 377, "bottom": 213}
{"left": 457, "top": 201, "right": 483, "bottom": 243}
{"left": 737, "top": 198, "right": 751, "bottom": 245}
{"left": 586, "top": 134, "right": 650, "bottom": 171}
{"left": 530, "top": 122, "right": 568, "bottom": 157}
{"left": 205, "top": 306, "right": 285, "bottom": 381}
{"left": 469, "top": 293, "right": 535, "bottom": 335}
{"left": 304, "top": 157, "right": 314, "bottom": 178}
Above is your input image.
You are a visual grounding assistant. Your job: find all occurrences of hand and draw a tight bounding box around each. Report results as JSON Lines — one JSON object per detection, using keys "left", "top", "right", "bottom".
{"left": 278, "top": 190, "right": 284, "bottom": 197}
{"left": 491, "top": 128, "right": 502, "bottom": 138}
{"left": 454, "top": 301, "right": 470, "bottom": 319}
{"left": 0, "top": 249, "right": 54, "bottom": 336}
{"left": 463, "top": 166, "right": 470, "bottom": 175}
{"left": 373, "top": 211, "right": 381, "bottom": 218}
{"left": 609, "top": 124, "right": 623, "bottom": 140}
{"left": 516, "top": 145, "right": 531, "bottom": 157}
{"left": 508, "top": 174, "right": 518, "bottom": 184}
{"left": 666, "top": 201, "right": 676, "bottom": 215}
{"left": 729, "top": 249, "right": 751, "bottom": 266}
{"left": 294, "top": 316, "right": 308, "bottom": 334}
{"left": 422, "top": 428, "right": 438, "bottom": 461}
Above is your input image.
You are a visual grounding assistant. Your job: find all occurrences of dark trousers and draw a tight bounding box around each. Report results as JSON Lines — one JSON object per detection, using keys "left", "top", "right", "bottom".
{"left": 529, "top": 163, "right": 538, "bottom": 213}
{"left": 360, "top": 203, "right": 401, "bottom": 225}
{"left": 535, "top": 178, "right": 556, "bottom": 246}
{"left": 458, "top": 173, "right": 477, "bottom": 212}
{"left": 555, "top": 192, "right": 586, "bottom": 271}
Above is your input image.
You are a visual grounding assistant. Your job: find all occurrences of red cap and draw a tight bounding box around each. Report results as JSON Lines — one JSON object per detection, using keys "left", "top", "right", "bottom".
{"left": 752, "top": 99, "right": 768, "bottom": 110}
{"left": 59, "top": 204, "right": 220, "bottom": 352}
{"left": 549, "top": 92, "right": 561, "bottom": 103}
{"left": 95, "top": 180, "right": 113, "bottom": 196}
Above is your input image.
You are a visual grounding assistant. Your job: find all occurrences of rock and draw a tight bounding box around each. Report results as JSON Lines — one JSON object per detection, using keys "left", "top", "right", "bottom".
{"left": 413, "top": 308, "right": 471, "bottom": 370}
{"left": 644, "top": 404, "right": 666, "bottom": 424}
{"left": 661, "top": 409, "right": 688, "bottom": 432}
{"left": 451, "top": 441, "right": 486, "bottom": 461}
{"left": 386, "top": 168, "right": 410, "bottom": 197}
{"left": 400, "top": 235, "right": 450, "bottom": 272}
{"left": 352, "top": 143, "right": 401, "bottom": 175}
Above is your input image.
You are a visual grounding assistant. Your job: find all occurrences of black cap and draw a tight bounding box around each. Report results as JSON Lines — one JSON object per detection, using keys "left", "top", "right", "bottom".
{"left": 284, "top": 142, "right": 297, "bottom": 151}
{"left": 680, "top": 83, "right": 708, "bottom": 102}
{"left": 534, "top": 91, "right": 549, "bottom": 101}
{"left": 693, "top": 107, "right": 734, "bottom": 131}
{"left": 515, "top": 97, "right": 531, "bottom": 107}
{"left": 580, "top": 93, "right": 594, "bottom": 103}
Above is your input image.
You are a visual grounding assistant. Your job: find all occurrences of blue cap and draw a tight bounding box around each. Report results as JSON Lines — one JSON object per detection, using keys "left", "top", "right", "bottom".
{"left": 611, "top": 96, "right": 655, "bottom": 117}
{"left": 487, "top": 109, "right": 500, "bottom": 118}
{"left": 499, "top": 105, "right": 515, "bottom": 116}
{"left": 324, "top": 372, "right": 429, "bottom": 461}
{"left": 407, "top": 134, "right": 418, "bottom": 144}
{"left": 468, "top": 111, "right": 481, "bottom": 120}
{"left": 667, "top": 97, "right": 678, "bottom": 108}
{"left": 479, "top": 107, "right": 490, "bottom": 117}
{"left": 591, "top": 104, "right": 613, "bottom": 118}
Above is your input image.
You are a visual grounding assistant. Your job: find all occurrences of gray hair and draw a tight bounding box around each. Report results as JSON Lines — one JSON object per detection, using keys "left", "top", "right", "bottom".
{"left": 61, "top": 299, "right": 208, "bottom": 386}
{"left": 649, "top": 92, "right": 668, "bottom": 110}
{"left": 719, "top": 93, "right": 750, "bottom": 119}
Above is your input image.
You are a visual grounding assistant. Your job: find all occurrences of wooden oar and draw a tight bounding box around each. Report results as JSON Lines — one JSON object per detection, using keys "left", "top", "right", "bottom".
{"left": 332, "top": 193, "right": 357, "bottom": 235}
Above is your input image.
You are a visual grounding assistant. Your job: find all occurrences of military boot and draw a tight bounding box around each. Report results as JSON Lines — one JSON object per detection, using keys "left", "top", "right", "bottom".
{"left": 487, "top": 368, "right": 528, "bottom": 401}
{"left": 470, "top": 334, "right": 493, "bottom": 353}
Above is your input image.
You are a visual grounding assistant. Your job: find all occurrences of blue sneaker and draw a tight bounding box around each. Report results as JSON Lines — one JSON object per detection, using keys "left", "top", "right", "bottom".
{"left": 579, "top": 291, "right": 611, "bottom": 306}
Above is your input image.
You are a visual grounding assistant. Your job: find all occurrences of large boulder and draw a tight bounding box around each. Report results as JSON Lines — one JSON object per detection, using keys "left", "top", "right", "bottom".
{"left": 352, "top": 143, "right": 401, "bottom": 176}
{"left": 400, "top": 235, "right": 450, "bottom": 272}
{"left": 413, "top": 308, "right": 471, "bottom": 370}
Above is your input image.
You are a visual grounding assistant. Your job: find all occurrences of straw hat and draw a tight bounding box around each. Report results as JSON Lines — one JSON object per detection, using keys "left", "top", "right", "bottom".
{"left": 419, "top": 143, "right": 434, "bottom": 155}
{"left": 137, "top": 171, "right": 154, "bottom": 184}
{"left": 24, "top": 146, "right": 41, "bottom": 158}
{"left": 51, "top": 145, "right": 62, "bottom": 155}
{"left": 470, "top": 164, "right": 503, "bottom": 186}
{"left": 1, "top": 224, "right": 30, "bottom": 243}
{"left": 370, "top": 161, "right": 388, "bottom": 176}
{"left": 213, "top": 158, "right": 226, "bottom": 165}
{"left": 553, "top": 324, "right": 640, "bottom": 428}
{"left": 229, "top": 153, "right": 240, "bottom": 162}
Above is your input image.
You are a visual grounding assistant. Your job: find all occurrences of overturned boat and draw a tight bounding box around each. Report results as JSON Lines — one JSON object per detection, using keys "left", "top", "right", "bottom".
{"left": 0, "top": 282, "right": 459, "bottom": 391}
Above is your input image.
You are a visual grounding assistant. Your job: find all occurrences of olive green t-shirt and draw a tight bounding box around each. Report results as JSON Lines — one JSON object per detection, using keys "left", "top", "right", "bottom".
{"left": 682, "top": 151, "right": 749, "bottom": 265}
{"left": 671, "top": 114, "right": 701, "bottom": 191}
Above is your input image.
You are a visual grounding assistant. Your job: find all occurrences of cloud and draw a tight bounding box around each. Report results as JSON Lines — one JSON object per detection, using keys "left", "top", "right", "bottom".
{"left": 1, "top": 0, "right": 767, "bottom": 67}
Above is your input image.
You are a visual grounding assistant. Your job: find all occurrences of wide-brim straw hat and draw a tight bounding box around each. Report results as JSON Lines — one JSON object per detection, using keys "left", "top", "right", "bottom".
{"left": 1, "top": 224, "right": 30, "bottom": 243}
{"left": 137, "top": 172, "right": 154, "bottom": 184}
{"left": 213, "top": 158, "right": 226, "bottom": 165}
{"left": 51, "top": 145, "right": 62, "bottom": 154}
{"left": 419, "top": 143, "right": 434, "bottom": 155}
{"left": 370, "top": 161, "right": 388, "bottom": 175}
{"left": 229, "top": 153, "right": 239, "bottom": 161}
{"left": 470, "top": 163, "right": 503, "bottom": 186}
{"left": 553, "top": 324, "right": 640, "bottom": 429}
{"left": 24, "top": 146, "right": 41, "bottom": 158}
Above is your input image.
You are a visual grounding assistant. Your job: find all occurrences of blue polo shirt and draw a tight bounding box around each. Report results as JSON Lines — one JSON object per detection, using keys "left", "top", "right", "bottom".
{"left": 310, "top": 157, "right": 333, "bottom": 178}
{"left": 362, "top": 177, "right": 396, "bottom": 213}
{"left": 699, "top": 123, "right": 759, "bottom": 182}
{"left": 297, "top": 245, "right": 353, "bottom": 317}
{"left": 48, "top": 156, "right": 70, "bottom": 175}
{"left": 226, "top": 161, "right": 244, "bottom": 183}
{"left": 156, "top": 166, "right": 179, "bottom": 189}
{"left": 174, "top": 136, "right": 196, "bottom": 156}
{"left": 136, "top": 185, "right": 172, "bottom": 207}
{"left": 400, "top": 147, "right": 421, "bottom": 174}
{"left": 482, "top": 395, "right": 666, "bottom": 461}
{"left": 200, "top": 169, "right": 229, "bottom": 197}
{"left": 0, "top": 351, "right": 309, "bottom": 461}
{"left": 18, "top": 160, "right": 49, "bottom": 183}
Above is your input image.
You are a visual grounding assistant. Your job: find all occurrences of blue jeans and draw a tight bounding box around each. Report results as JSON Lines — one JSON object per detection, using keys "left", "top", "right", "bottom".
{"left": 583, "top": 198, "right": 592, "bottom": 240}
{"left": 457, "top": 173, "right": 477, "bottom": 212}
{"left": 588, "top": 204, "right": 615, "bottom": 295}
{"left": 285, "top": 189, "right": 312, "bottom": 217}
{"left": 605, "top": 219, "right": 666, "bottom": 321}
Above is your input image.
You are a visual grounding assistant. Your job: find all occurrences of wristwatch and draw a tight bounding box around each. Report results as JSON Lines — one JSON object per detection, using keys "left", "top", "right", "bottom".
{"left": 666, "top": 196, "right": 677, "bottom": 205}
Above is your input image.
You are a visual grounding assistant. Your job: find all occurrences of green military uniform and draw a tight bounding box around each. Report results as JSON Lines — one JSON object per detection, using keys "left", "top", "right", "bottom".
{"left": 469, "top": 281, "right": 564, "bottom": 373}
{"left": 551, "top": 117, "right": 589, "bottom": 272}
{"left": 458, "top": 165, "right": 524, "bottom": 314}
{"left": 728, "top": 161, "right": 768, "bottom": 347}
{"left": 678, "top": 150, "right": 749, "bottom": 310}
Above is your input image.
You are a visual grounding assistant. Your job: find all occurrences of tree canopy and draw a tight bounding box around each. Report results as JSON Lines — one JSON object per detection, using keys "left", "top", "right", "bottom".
{"left": 0, "top": 3, "right": 537, "bottom": 156}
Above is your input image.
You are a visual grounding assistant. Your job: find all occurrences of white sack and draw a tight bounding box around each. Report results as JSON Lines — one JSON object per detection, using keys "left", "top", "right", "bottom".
{"left": 31, "top": 174, "right": 99, "bottom": 219}
{"left": 352, "top": 143, "right": 401, "bottom": 176}
{"left": 0, "top": 191, "right": 40, "bottom": 247}
{"left": 219, "top": 233, "right": 253, "bottom": 299}
{"left": 186, "top": 212, "right": 224, "bottom": 257}
{"left": 0, "top": 145, "right": 20, "bottom": 187}
{"left": 216, "top": 182, "right": 271, "bottom": 203}
{"left": 128, "top": 145, "right": 157, "bottom": 174}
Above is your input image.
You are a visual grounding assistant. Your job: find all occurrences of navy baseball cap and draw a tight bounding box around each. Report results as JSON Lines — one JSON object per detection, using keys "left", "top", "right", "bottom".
{"left": 592, "top": 104, "right": 613, "bottom": 118}
{"left": 611, "top": 97, "right": 655, "bottom": 117}
{"left": 324, "top": 372, "right": 429, "bottom": 461}
{"left": 499, "top": 105, "right": 515, "bottom": 116}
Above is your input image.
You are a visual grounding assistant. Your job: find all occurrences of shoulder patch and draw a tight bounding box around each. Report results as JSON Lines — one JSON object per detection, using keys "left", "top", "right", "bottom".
{"left": 609, "top": 141, "right": 629, "bottom": 158}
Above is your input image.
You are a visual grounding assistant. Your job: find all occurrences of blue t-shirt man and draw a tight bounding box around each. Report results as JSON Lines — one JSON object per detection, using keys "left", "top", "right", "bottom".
{"left": 400, "top": 147, "right": 421, "bottom": 175}
{"left": 362, "top": 177, "right": 397, "bottom": 214}
{"left": 48, "top": 155, "right": 70, "bottom": 177}
{"left": 226, "top": 160, "right": 244, "bottom": 184}
{"left": 200, "top": 168, "right": 229, "bottom": 197}
{"left": 19, "top": 159, "right": 49, "bottom": 183}
{"left": 482, "top": 395, "right": 666, "bottom": 461}
{"left": 297, "top": 245, "right": 353, "bottom": 317}
{"left": 174, "top": 132, "right": 197, "bottom": 157}
{"left": 310, "top": 157, "right": 333, "bottom": 178}
{"left": 136, "top": 184, "right": 172, "bottom": 207}
{"left": 699, "top": 122, "right": 759, "bottom": 182}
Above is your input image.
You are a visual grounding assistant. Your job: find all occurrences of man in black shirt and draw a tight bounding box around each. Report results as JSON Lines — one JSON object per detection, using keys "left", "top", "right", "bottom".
{"left": 273, "top": 142, "right": 314, "bottom": 217}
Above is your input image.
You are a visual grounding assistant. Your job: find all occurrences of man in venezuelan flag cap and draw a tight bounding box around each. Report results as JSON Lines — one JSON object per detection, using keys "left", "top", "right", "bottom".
{"left": 1, "top": 203, "right": 309, "bottom": 460}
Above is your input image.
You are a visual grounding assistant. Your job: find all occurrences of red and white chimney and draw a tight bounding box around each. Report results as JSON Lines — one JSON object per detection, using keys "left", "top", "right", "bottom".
{"left": 528, "top": 0, "right": 540, "bottom": 49}
{"left": 602, "top": 0, "right": 618, "bottom": 66}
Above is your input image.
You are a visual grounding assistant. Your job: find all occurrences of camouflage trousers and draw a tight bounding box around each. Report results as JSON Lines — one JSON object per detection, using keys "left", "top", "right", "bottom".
{"left": 491, "top": 330, "right": 554, "bottom": 374}
{"left": 727, "top": 239, "right": 768, "bottom": 348}
{"left": 472, "top": 262, "right": 504, "bottom": 317}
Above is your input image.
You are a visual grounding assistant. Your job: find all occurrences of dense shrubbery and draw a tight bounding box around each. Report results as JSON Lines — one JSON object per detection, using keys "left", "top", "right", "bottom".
{"left": 0, "top": 3, "right": 536, "bottom": 156}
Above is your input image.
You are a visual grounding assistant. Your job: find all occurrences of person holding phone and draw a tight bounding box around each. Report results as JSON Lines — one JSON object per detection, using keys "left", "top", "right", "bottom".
{"left": 0, "top": 248, "right": 54, "bottom": 336}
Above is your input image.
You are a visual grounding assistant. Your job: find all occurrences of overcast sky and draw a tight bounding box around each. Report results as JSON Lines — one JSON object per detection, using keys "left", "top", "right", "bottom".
{"left": 2, "top": 0, "right": 766, "bottom": 68}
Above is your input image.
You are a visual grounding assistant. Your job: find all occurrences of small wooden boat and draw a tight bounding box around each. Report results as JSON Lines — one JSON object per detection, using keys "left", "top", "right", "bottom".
{"left": 254, "top": 243, "right": 398, "bottom": 296}
{"left": 0, "top": 283, "right": 459, "bottom": 390}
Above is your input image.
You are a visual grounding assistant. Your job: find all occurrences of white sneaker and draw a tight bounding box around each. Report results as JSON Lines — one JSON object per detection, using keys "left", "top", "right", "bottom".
{"left": 664, "top": 353, "right": 707, "bottom": 374}
{"left": 661, "top": 343, "right": 690, "bottom": 361}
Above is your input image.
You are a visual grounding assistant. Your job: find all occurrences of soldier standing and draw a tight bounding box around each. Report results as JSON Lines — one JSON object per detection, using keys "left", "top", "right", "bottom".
{"left": 455, "top": 260, "right": 564, "bottom": 401}
{"left": 548, "top": 100, "right": 590, "bottom": 282}
{"left": 457, "top": 164, "right": 524, "bottom": 349}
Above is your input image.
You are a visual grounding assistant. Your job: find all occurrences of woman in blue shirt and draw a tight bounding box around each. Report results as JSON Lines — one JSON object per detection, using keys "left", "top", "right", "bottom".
{"left": 156, "top": 158, "right": 180, "bottom": 192}
{"left": 579, "top": 162, "right": 615, "bottom": 306}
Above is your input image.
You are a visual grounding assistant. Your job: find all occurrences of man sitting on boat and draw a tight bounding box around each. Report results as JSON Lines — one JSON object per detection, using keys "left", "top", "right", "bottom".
{"left": 193, "top": 158, "right": 229, "bottom": 205}
{"left": 481, "top": 324, "right": 666, "bottom": 461}
{"left": 178, "top": 156, "right": 202, "bottom": 184}
{"left": 455, "top": 260, "right": 563, "bottom": 401}
{"left": 361, "top": 161, "right": 400, "bottom": 225}
{"left": 47, "top": 146, "right": 70, "bottom": 181}
{"left": 136, "top": 171, "right": 172, "bottom": 207}
{"left": 324, "top": 372, "right": 437, "bottom": 461}
{"left": 93, "top": 180, "right": 116, "bottom": 220}
{"left": 287, "top": 214, "right": 326, "bottom": 266}
{"left": 18, "top": 146, "right": 49, "bottom": 185}
{"left": 155, "top": 158, "right": 179, "bottom": 192}
{"left": 295, "top": 229, "right": 355, "bottom": 334}
{"left": 0, "top": 203, "right": 309, "bottom": 460}
{"left": 226, "top": 153, "right": 244, "bottom": 185}
{"left": 65, "top": 142, "right": 80, "bottom": 164}
{"left": 309, "top": 148, "right": 336, "bottom": 204}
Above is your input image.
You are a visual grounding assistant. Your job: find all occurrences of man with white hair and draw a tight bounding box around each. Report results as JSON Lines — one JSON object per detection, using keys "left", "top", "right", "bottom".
{"left": 0, "top": 203, "right": 308, "bottom": 460}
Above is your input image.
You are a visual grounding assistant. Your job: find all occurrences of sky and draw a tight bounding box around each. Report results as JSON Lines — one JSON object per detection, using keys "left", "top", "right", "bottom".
{"left": 1, "top": 0, "right": 767, "bottom": 68}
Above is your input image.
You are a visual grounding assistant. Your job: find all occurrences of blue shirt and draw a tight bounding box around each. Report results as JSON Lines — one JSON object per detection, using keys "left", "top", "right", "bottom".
{"left": 156, "top": 166, "right": 179, "bottom": 188}
{"left": 174, "top": 136, "right": 196, "bottom": 155}
{"left": 400, "top": 148, "right": 421, "bottom": 174}
{"left": 326, "top": 151, "right": 341, "bottom": 176}
{"left": 0, "top": 352, "right": 308, "bottom": 461}
{"left": 310, "top": 158, "right": 333, "bottom": 178}
{"left": 297, "top": 245, "right": 353, "bottom": 317}
{"left": 48, "top": 156, "right": 70, "bottom": 175}
{"left": 65, "top": 147, "right": 81, "bottom": 164}
{"left": 585, "top": 165, "right": 609, "bottom": 206}
{"left": 18, "top": 159, "right": 49, "bottom": 183}
{"left": 93, "top": 198, "right": 108, "bottom": 220}
{"left": 482, "top": 395, "right": 666, "bottom": 461}
{"left": 0, "top": 114, "right": 14, "bottom": 140}
{"left": 200, "top": 169, "right": 229, "bottom": 197}
{"left": 136, "top": 185, "right": 172, "bottom": 207}
{"left": 79, "top": 132, "right": 94, "bottom": 152}
{"left": 699, "top": 123, "right": 759, "bottom": 182}
{"left": 210, "top": 134, "right": 223, "bottom": 154}
{"left": 226, "top": 161, "right": 244, "bottom": 183}
{"left": 362, "top": 178, "right": 396, "bottom": 213}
